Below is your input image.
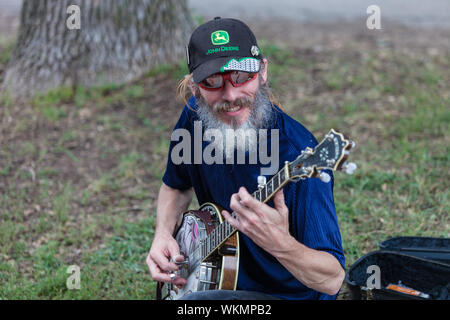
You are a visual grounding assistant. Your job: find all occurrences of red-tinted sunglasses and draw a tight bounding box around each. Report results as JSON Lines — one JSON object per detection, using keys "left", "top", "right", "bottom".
{"left": 198, "top": 71, "right": 257, "bottom": 91}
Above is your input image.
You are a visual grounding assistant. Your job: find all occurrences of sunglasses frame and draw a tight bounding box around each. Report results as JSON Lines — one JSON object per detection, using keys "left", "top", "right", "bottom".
{"left": 198, "top": 71, "right": 258, "bottom": 91}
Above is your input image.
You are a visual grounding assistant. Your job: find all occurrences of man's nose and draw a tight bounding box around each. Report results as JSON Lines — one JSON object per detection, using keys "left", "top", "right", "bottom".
{"left": 221, "top": 79, "right": 238, "bottom": 102}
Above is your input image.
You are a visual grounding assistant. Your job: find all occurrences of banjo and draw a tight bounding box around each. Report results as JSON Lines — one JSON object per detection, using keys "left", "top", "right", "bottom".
{"left": 156, "top": 129, "right": 356, "bottom": 300}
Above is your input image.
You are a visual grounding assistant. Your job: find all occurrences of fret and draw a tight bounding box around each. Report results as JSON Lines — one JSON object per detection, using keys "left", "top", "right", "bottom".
{"left": 280, "top": 169, "right": 285, "bottom": 183}
{"left": 214, "top": 230, "right": 217, "bottom": 246}
{"left": 209, "top": 231, "right": 212, "bottom": 249}
{"left": 267, "top": 179, "right": 273, "bottom": 195}
{"left": 273, "top": 174, "right": 279, "bottom": 190}
{"left": 203, "top": 241, "right": 206, "bottom": 258}
{"left": 262, "top": 186, "right": 267, "bottom": 201}
{"left": 254, "top": 189, "right": 260, "bottom": 202}
{"left": 216, "top": 226, "right": 219, "bottom": 245}
{"left": 217, "top": 227, "right": 220, "bottom": 244}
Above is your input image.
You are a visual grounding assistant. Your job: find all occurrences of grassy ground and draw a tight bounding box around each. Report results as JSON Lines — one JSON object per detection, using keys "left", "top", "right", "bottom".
{"left": 0, "top": 21, "right": 449, "bottom": 299}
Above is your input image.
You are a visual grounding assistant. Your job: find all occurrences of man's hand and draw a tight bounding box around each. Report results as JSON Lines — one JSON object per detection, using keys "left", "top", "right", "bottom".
{"left": 147, "top": 183, "right": 193, "bottom": 288}
{"left": 146, "top": 231, "right": 187, "bottom": 288}
{"left": 222, "top": 186, "right": 345, "bottom": 295}
{"left": 222, "top": 186, "right": 295, "bottom": 255}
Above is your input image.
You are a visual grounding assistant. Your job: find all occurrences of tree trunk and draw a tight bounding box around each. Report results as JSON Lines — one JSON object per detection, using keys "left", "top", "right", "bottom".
{"left": 2, "top": 0, "right": 195, "bottom": 97}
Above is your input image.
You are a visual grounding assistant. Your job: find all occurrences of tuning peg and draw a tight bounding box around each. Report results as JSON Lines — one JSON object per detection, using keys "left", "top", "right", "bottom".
{"left": 349, "top": 140, "right": 356, "bottom": 149}
{"left": 319, "top": 171, "right": 331, "bottom": 183}
{"left": 301, "top": 148, "right": 314, "bottom": 158}
{"left": 257, "top": 175, "right": 266, "bottom": 189}
{"left": 343, "top": 162, "right": 357, "bottom": 174}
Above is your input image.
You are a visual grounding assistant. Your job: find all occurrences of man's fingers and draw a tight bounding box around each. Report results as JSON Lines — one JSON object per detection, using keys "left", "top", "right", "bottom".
{"left": 148, "top": 254, "right": 188, "bottom": 287}
{"left": 237, "top": 187, "right": 260, "bottom": 208}
{"left": 146, "top": 234, "right": 187, "bottom": 286}
{"left": 222, "top": 210, "right": 240, "bottom": 230}
{"left": 237, "top": 186, "right": 272, "bottom": 216}
{"left": 167, "top": 241, "right": 184, "bottom": 264}
{"left": 229, "top": 193, "right": 260, "bottom": 227}
{"left": 230, "top": 192, "right": 256, "bottom": 216}
{"left": 151, "top": 248, "right": 178, "bottom": 273}
{"left": 173, "top": 254, "right": 185, "bottom": 263}
{"left": 148, "top": 256, "right": 173, "bottom": 282}
{"left": 273, "top": 189, "right": 288, "bottom": 216}
{"left": 173, "top": 277, "right": 187, "bottom": 288}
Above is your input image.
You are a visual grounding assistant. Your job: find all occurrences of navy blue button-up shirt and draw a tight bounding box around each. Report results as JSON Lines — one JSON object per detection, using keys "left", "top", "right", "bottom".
{"left": 162, "top": 97, "right": 345, "bottom": 300}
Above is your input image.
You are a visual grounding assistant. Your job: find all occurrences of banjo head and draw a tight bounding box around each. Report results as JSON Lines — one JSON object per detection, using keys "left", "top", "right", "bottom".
{"left": 160, "top": 204, "right": 223, "bottom": 300}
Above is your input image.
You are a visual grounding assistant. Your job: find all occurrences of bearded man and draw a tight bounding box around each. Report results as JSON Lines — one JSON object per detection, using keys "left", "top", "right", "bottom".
{"left": 146, "top": 17, "right": 345, "bottom": 300}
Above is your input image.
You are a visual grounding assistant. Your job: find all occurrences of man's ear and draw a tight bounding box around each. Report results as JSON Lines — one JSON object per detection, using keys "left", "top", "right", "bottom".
{"left": 187, "top": 75, "right": 198, "bottom": 96}
{"left": 260, "top": 58, "right": 268, "bottom": 85}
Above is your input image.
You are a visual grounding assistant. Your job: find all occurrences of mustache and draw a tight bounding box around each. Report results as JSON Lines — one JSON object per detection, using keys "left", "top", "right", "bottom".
{"left": 212, "top": 96, "right": 254, "bottom": 113}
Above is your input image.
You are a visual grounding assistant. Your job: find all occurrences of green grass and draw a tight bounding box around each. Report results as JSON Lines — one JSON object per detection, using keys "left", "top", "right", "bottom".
{"left": 0, "top": 28, "right": 449, "bottom": 300}
{"left": 0, "top": 218, "right": 155, "bottom": 299}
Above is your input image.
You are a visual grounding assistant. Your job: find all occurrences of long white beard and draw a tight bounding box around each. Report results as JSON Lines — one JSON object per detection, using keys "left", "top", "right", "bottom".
{"left": 195, "top": 84, "right": 275, "bottom": 162}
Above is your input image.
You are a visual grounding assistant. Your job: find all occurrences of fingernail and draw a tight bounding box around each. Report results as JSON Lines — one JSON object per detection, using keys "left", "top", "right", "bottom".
{"left": 174, "top": 254, "right": 184, "bottom": 262}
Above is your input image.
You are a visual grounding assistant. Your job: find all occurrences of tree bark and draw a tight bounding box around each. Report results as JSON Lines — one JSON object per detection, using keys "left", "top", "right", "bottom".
{"left": 2, "top": 0, "right": 195, "bottom": 96}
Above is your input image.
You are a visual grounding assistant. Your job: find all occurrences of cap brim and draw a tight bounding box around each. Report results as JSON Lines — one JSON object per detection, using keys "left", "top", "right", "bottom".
{"left": 192, "top": 56, "right": 261, "bottom": 83}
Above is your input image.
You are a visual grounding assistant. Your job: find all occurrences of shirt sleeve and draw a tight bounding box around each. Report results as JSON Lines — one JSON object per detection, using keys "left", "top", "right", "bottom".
{"left": 288, "top": 170, "right": 346, "bottom": 270}
{"left": 162, "top": 106, "right": 193, "bottom": 190}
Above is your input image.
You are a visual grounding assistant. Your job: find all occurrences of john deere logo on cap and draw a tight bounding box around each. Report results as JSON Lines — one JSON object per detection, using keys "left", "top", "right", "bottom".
{"left": 211, "top": 30, "right": 230, "bottom": 45}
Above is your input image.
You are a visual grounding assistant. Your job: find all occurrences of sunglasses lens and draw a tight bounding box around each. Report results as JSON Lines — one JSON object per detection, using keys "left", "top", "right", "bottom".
{"left": 231, "top": 71, "right": 256, "bottom": 85}
{"left": 201, "top": 74, "right": 223, "bottom": 88}
{"left": 199, "top": 71, "right": 257, "bottom": 90}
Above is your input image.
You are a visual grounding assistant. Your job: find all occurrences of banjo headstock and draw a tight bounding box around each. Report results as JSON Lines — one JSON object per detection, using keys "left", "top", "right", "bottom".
{"left": 289, "top": 129, "right": 356, "bottom": 182}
